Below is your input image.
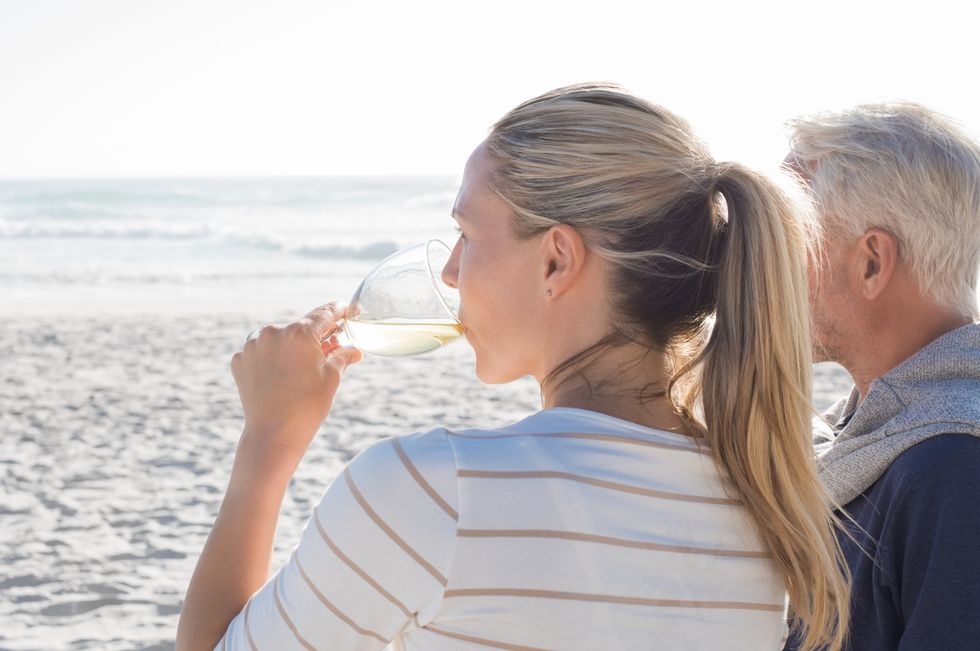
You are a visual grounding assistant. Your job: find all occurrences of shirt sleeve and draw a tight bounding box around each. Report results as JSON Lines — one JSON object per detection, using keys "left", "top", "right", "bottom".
{"left": 878, "top": 443, "right": 980, "bottom": 650}
{"left": 216, "top": 429, "right": 460, "bottom": 650}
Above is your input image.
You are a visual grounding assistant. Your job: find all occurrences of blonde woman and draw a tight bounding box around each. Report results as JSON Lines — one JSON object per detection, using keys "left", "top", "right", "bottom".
{"left": 178, "top": 84, "right": 849, "bottom": 651}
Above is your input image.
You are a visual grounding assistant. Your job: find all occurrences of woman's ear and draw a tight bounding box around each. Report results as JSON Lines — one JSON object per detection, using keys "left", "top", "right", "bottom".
{"left": 541, "top": 224, "right": 588, "bottom": 298}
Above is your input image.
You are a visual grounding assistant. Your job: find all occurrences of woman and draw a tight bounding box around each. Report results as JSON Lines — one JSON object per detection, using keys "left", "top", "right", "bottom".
{"left": 177, "top": 84, "right": 849, "bottom": 650}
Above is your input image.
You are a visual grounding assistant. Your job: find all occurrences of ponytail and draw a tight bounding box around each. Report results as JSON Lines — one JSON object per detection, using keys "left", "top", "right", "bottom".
{"left": 672, "top": 163, "right": 850, "bottom": 651}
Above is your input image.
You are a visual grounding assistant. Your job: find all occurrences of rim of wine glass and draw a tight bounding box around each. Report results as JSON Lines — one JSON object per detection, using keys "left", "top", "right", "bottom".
{"left": 424, "top": 238, "right": 461, "bottom": 324}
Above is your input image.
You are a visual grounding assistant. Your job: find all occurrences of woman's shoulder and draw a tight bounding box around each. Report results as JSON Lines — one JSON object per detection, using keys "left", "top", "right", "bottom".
{"left": 346, "top": 427, "right": 458, "bottom": 491}
{"left": 336, "top": 427, "right": 464, "bottom": 530}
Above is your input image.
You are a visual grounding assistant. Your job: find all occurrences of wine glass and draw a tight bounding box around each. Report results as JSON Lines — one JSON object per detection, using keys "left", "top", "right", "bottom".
{"left": 332, "top": 239, "right": 462, "bottom": 357}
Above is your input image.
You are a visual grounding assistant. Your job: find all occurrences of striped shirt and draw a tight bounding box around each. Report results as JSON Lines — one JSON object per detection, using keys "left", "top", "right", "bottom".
{"left": 218, "top": 407, "right": 787, "bottom": 650}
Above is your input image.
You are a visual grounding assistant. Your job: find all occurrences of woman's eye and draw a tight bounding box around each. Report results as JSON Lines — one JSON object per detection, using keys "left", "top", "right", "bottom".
{"left": 453, "top": 225, "right": 465, "bottom": 238}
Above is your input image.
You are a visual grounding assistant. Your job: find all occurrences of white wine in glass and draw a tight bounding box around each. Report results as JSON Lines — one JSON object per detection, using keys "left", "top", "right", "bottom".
{"left": 333, "top": 240, "right": 463, "bottom": 357}
{"left": 343, "top": 318, "right": 464, "bottom": 356}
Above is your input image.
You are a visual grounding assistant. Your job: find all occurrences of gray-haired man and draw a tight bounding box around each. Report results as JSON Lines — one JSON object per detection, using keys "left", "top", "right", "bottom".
{"left": 784, "top": 103, "right": 980, "bottom": 649}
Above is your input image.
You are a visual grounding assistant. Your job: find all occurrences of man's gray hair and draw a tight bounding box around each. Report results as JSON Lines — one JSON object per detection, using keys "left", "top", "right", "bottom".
{"left": 789, "top": 102, "right": 980, "bottom": 319}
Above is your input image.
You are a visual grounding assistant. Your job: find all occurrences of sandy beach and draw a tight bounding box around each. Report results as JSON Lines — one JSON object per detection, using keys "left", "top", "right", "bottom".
{"left": 0, "top": 313, "right": 852, "bottom": 650}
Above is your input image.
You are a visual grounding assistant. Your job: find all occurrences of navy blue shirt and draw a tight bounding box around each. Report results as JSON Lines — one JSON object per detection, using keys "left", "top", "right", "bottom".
{"left": 786, "top": 434, "right": 980, "bottom": 650}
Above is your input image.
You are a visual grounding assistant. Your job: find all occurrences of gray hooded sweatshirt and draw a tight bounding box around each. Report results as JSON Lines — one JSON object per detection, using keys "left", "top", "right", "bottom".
{"left": 814, "top": 322, "right": 980, "bottom": 506}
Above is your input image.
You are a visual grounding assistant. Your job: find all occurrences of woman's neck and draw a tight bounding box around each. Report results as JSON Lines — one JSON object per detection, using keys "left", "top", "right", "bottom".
{"left": 540, "top": 342, "right": 691, "bottom": 435}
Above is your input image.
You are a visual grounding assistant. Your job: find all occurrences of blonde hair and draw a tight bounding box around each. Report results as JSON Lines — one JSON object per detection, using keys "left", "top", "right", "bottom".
{"left": 487, "top": 83, "right": 849, "bottom": 651}
{"left": 789, "top": 101, "right": 980, "bottom": 319}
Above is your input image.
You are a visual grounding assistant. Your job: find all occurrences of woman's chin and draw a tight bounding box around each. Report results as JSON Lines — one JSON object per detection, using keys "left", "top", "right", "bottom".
{"left": 472, "top": 359, "right": 498, "bottom": 384}
{"left": 473, "top": 357, "right": 525, "bottom": 385}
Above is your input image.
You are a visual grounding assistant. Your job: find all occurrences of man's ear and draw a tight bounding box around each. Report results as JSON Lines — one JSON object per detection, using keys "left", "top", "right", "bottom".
{"left": 856, "top": 227, "right": 899, "bottom": 300}
{"left": 541, "top": 224, "right": 587, "bottom": 298}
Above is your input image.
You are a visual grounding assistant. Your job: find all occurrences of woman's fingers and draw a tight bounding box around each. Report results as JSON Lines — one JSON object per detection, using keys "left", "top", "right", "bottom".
{"left": 303, "top": 303, "right": 346, "bottom": 341}
{"left": 320, "top": 333, "right": 342, "bottom": 355}
{"left": 325, "top": 345, "right": 363, "bottom": 372}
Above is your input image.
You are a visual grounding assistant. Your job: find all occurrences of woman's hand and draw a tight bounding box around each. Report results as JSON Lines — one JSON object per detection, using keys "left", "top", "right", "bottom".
{"left": 230, "top": 303, "right": 363, "bottom": 454}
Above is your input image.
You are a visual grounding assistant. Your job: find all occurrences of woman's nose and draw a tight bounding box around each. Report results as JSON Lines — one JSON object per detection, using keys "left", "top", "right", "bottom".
{"left": 441, "top": 240, "right": 461, "bottom": 289}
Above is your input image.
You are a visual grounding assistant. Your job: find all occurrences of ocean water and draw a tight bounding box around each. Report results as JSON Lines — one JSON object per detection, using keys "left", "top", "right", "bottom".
{"left": 0, "top": 177, "right": 460, "bottom": 318}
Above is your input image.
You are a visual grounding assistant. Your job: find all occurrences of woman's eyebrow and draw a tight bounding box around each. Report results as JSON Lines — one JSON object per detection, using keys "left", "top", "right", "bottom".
{"left": 450, "top": 210, "right": 465, "bottom": 222}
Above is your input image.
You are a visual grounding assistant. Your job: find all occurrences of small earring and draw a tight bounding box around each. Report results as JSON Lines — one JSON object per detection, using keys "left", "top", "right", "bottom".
{"left": 546, "top": 289, "right": 552, "bottom": 296}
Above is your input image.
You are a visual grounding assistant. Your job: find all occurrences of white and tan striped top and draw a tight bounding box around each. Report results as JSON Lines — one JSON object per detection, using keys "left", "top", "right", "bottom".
{"left": 218, "top": 407, "right": 787, "bottom": 650}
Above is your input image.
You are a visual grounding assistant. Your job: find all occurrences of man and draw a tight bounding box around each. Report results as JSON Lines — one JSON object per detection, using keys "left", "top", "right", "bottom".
{"left": 784, "top": 103, "right": 980, "bottom": 649}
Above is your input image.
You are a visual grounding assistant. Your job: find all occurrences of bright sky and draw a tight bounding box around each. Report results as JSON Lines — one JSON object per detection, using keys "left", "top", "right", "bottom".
{"left": 1, "top": 0, "right": 977, "bottom": 178}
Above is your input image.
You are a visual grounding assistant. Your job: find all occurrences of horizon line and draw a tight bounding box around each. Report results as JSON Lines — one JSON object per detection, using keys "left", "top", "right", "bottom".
{"left": 0, "top": 171, "right": 461, "bottom": 183}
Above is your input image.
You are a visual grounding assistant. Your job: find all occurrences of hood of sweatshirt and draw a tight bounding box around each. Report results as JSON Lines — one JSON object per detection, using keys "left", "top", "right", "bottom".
{"left": 815, "top": 323, "right": 980, "bottom": 506}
